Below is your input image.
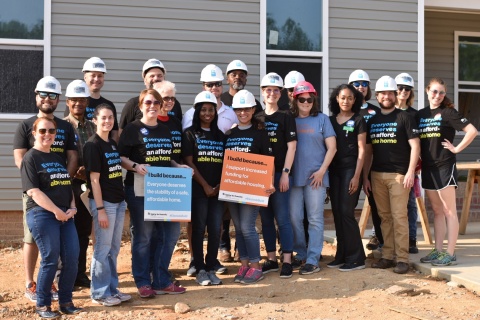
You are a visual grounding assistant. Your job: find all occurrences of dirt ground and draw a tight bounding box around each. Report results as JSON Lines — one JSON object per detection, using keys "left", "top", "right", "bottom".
{"left": 0, "top": 238, "right": 479, "bottom": 320}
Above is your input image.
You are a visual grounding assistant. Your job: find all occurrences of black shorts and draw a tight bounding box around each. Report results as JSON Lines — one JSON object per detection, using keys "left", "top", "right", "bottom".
{"left": 421, "top": 164, "right": 458, "bottom": 191}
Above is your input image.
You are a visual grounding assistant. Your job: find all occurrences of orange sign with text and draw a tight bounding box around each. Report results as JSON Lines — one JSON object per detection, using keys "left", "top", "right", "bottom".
{"left": 219, "top": 150, "right": 274, "bottom": 207}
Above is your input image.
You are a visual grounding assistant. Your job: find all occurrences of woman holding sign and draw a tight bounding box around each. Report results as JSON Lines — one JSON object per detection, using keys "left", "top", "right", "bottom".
{"left": 225, "top": 90, "right": 274, "bottom": 284}
{"left": 119, "top": 89, "right": 187, "bottom": 298}
{"left": 182, "top": 91, "right": 225, "bottom": 286}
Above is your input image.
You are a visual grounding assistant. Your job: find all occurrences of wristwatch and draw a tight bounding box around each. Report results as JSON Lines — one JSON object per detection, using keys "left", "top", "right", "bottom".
{"left": 132, "top": 163, "right": 137, "bottom": 169}
{"left": 282, "top": 168, "right": 290, "bottom": 173}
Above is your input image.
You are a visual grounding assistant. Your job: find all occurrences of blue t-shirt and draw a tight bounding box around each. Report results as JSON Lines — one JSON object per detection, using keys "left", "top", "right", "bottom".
{"left": 292, "top": 114, "right": 336, "bottom": 187}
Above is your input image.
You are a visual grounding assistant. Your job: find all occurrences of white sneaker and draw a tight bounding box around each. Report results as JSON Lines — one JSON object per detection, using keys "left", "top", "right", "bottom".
{"left": 113, "top": 291, "right": 131, "bottom": 302}
{"left": 187, "top": 260, "right": 196, "bottom": 277}
{"left": 92, "top": 296, "right": 122, "bottom": 306}
{"left": 195, "top": 270, "right": 211, "bottom": 286}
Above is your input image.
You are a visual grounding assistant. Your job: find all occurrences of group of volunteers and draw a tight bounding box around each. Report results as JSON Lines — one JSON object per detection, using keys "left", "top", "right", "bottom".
{"left": 14, "top": 54, "right": 477, "bottom": 319}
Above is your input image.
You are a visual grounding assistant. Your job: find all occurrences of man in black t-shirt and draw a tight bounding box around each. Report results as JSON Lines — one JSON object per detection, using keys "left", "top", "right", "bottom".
{"left": 363, "top": 76, "right": 420, "bottom": 275}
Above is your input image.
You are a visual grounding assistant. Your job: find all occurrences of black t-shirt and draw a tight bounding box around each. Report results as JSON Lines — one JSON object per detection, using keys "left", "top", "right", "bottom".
{"left": 255, "top": 110, "right": 297, "bottom": 172}
{"left": 182, "top": 128, "right": 225, "bottom": 198}
{"left": 13, "top": 115, "right": 78, "bottom": 160}
{"left": 118, "top": 120, "right": 173, "bottom": 186}
{"left": 329, "top": 113, "right": 366, "bottom": 170}
{"left": 83, "top": 134, "right": 125, "bottom": 203}
{"left": 366, "top": 108, "right": 419, "bottom": 175}
{"left": 359, "top": 102, "right": 381, "bottom": 123}
{"left": 225, "top": 126, "right": 272, "bottom": 156}
{"left": 119, "top": 96, "right": 183, "bottom": 129}
{"left": 416, "top": 106, "right": 470, "bottom": 169}
{"left": 158, "top": 116, "right": 183, "bottom": 163}
{"left": 63, "top": 96, "right": 119, "bottom": 131}
{"left": 21, "top": 148, "right": 72, "bottom": 211}
{"left": 220, "top": 91, "right": 263, "bottom": 114}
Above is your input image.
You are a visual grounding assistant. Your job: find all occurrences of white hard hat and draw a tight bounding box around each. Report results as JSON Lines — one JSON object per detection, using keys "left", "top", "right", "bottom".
{"left": 194, "top": 91, "right": 217, "bottom": 108}
{"left": 261, "top": 72, "right": 284, "bottom": 88}
{"left": 375, "top": 76, "right": 397, "bottom": 92}
{"left": 226, "top": 60, "right": 248, "bottom": 74}
{"left": 35, "top": 76, "right": 62, "bottom": 95}
{"left": 348, "top": 69, "right": 370, "bottom": 83}
{"left": 200, "top": 64, "right": 224, "bottom": 82}
{"left": 65, "top": 80, "right": 90, "bottom": 98}
{"left": 232, "top": 90, "right": 256, "bottom": 108}
{"left": 395, "top": 73, "right": 414, "bottom": 88}
{"left": 82, "top": 57, "right": 107, "bottom": 73}
{"left": 142, "top": 58, "right": 166, "bottom": 77}
{"left": 284, "top": 71, "right": 305, "bottom": 89}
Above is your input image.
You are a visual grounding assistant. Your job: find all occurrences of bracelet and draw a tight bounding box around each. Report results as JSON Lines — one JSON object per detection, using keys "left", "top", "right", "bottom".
{"left": 70, "top": 207, "right": 77, "bottom": 211}
{"left": 96, "top": 206, "right": 105, "bottom": 211}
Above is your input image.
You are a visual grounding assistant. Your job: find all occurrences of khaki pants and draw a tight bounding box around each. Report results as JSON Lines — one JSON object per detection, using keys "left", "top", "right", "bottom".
{"left": 371, "top": 172, "right": 410, "bottom": 263}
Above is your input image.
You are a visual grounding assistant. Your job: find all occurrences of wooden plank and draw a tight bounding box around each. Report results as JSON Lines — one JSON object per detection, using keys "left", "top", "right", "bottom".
{"left": 358, "top": 197, "right": 371, "bottom": 238}
{"left": 416, "top": 197, "right": 432, "bottom": 244}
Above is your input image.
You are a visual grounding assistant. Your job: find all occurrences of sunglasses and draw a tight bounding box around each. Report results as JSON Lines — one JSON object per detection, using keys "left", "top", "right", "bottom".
{"left": 162, "top": 96, "right": 176, "bottom": 102}
{"left": 352, "top": 81, "right": 369, "bottom": 88}
{"left": 144, "top": 100, "right": 161, "bottom": 106}
{"left": 37, "top": 92, "right": 59, "bottom": 100}
{"left": 398, "top": 85, "right": 412, "bottom": 92}
{"left": 205, "top": 82, "right": 222, "bottom": 88}
{"left": 429, "top": 89, "right": 446, "bottom": 96}
{"left": 298, "top": 97, "right": 314, "bottom": 103}
{"left": 265, "top": 88, "right": 281, "bottom": 94}
{"left": 37, "top": 128, "right": 56, "bottom": 135}
{"left": 234, "top": 107, "right": 254, "bottom": 113}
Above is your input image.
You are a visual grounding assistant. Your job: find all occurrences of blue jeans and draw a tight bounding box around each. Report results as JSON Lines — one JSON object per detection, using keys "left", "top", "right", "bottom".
{"left": 229, "top": 202, "right": 261, "bottom": 263}
{"left": 407, "top": 188, "right": 418, "bottom": 240}
{"left": 26, "top": 207, "right": 79, "bottom": 307}
{"left": 191, "top": 196, "right": 224, "bottom": 271}
{"left": 260, "top": 172, "right": 294, "bottom": 254}
{"left": 125, "top": 185, "right": 180, "bottom": 289}
{"left": 289, "top": 185, "right": 326, "bottom": 265}
{"left": 90, "top": 200, "right": 126, "bottom": 299}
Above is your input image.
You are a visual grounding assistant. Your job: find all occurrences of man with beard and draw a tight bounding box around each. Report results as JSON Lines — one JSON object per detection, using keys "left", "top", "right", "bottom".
{"left": 220, "top": 59, "right": 263, "bottom": 114}
{"left": 63, "top": 80, "right": 96, "bottom": 289}
{"left": 119, "top": 58, "right": 182, "bottom": 133}
{"left": 13, "top": 76, "right": 78, "bottom": 302}
{"left": 363, "top": 75, "right": 420, "bottom": 274}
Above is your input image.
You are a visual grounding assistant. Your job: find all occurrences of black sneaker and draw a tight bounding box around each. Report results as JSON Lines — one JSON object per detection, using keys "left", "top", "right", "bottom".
{"left": 262, "top": 259, "right": 279, "bottom": 274}
{"left": 409, "top": 239, "right": 419, "bottom": 254}
{"left": 279, "top": 263, "right": 293, "bottom": 278}
{"left": 299, "top": 263, "right": 320, "bottom": 275}
{"left": 291, "top": 258, "right": 305, "bottom": 270}
{"left": 339, "top": 262, "right": 365, "bottom": 272}
{"left": 326, "top": 260, "right": 344, "bottom": 268}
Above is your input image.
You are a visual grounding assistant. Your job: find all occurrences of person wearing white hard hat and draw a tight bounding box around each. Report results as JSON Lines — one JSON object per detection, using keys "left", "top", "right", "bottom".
{"left": 363, "top": 76, "right": 420, "bottom": 274}
{"left": 394, "top": 73, "right": 421, "bottom": 255}
{"left": 119, "top": 59, "right": 183, "bottom": 133}
{"left": 226, "top": 89, "right": 274, "bottom": 284}
{"left": 257, "top": 72, "right": 297, "bottom": 279}
{"left": 63, "top": 80, "right": 97, "bottom": 289}
{"left": 220, "top": 59, "right": 263, "bottom": 114}
{"left": 348, "top": 69, "right": 384, "bottom": 252}
{"left": 13, "top": 76, "right": 78, "bottom": 303}
{"left": 281, "top": 71, "right": 305, "bottom": 111}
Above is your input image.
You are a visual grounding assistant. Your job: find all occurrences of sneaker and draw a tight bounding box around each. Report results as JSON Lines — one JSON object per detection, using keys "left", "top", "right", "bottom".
{"left": 420, "top": 248, "right": 441, "bottom": 263}
{"left": 240, "top": 268, "right": 264, "bottom": 284}
{"left": 137, "top": 285, "right": 155, "bottom": 298}
{"left": 208, "top": 270, "right": 223, "bottom": 285}
{"left": 262, "top": 259, "right": 279, "bottom": 274}
{"left": 196, "top": 270, "right": 211, "bottom": 286}
{"left": 409, "top": 239, "right": 419, "bottom": 254}
{"left": 234, "top": 266, "right": 250, "bottom": 283}
{"left": 218, "top": 249, "right": 233, "bottom": 262}
{"left": 371, "top": 258, "right": 395, "bottom": 269}
{"left": 279, "top": 263, "right": 293, "bottom": 278}
{"left": 299, "top": 263, "right": 320, "bottom": 275}
{"left": 214, "top": 263, "right": 227, "bottom": 275}
{"left": 25, "top": 281, "right": 37, "bottom": 302}
{"left": 393, "top": 261, "right": 410, "bottom": 274}
{"left": 366, "top": 236, "right": 379, "bottom": 250}
{"left": 187, "top": 259, "right": 196, "bottom": 277}
{"left": 327, "top": 260, "right": 344, "bottom": 269}
{"left": 113, "top": 291, "right": 131, "bottom": 302}
{"left": 154, "top": 283, "right": 186, "bottom": 295}
{"left": 291, "top": 258, "right": 305, "bottom": 270}
{"left": 92, "top": 296, "right": 122, "bottom": 306}
{"left": 431, "top": 252, "right": 457, "bottom": 266}
{"left": 339, "top": 262, "right": 365, "bottom": 272}
{"left": 51, "top": 284, "right": 58, "bottom": 301}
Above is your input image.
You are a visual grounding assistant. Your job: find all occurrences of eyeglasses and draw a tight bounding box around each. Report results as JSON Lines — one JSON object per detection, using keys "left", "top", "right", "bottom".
{"left": 37, "top": 92, "right": 59, "bottom": 100}
{"left": 68, "top": 98, "right": 88, "bottom": 103}
{"left": 429, "top": 89, "right": 446, "bottom": 96}
{"left": 144, "top": 100, "right": 161, "bottom": 106}
{"left": 204, "top": 82, "right": 222, "bottom": 88}
{"left": 352, "top": 81, "right": 369, "bottom": 88}
{"left": 37, "top": 128, "right": 56, "bottom": 135}
{"left": 298, "top": 97, "right": 313, "bottom": 103}
{"left": 234, "top": 107, "right": 253, "bottom": 113}
{"left": 397, "top": 85, "right": 412, "bottom": 92}
{"left": 265, "top": 88, "right": 281, "bottom": 94}
{"left": 162, "top": 96, "right": 176, "bottom": 102}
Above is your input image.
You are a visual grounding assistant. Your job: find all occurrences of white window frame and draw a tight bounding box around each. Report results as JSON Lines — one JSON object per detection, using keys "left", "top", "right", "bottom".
{"left": 260, "top": 0, "right": 329, "bottom": 114}
{"left": 0, "top": 0, "right": 51, "bottom": 119}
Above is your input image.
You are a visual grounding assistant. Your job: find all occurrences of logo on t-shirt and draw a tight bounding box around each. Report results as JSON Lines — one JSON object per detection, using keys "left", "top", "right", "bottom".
{"left": 289, "top": 131, "right": 296, "bottom": 137}
{"left": 434, "top": 114, "right": 442, "bottom": 120}
{"left": 140, "top": 128, "right": 149, "bottom": 136}
{"left": 368, "top": 109, "right": 376, "bottom": 115}
{"left": 346, "top": 120, "right": 355, "bottom": 127}
{"left": 461, "top": 118, "right": 468, "bottom": 123}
